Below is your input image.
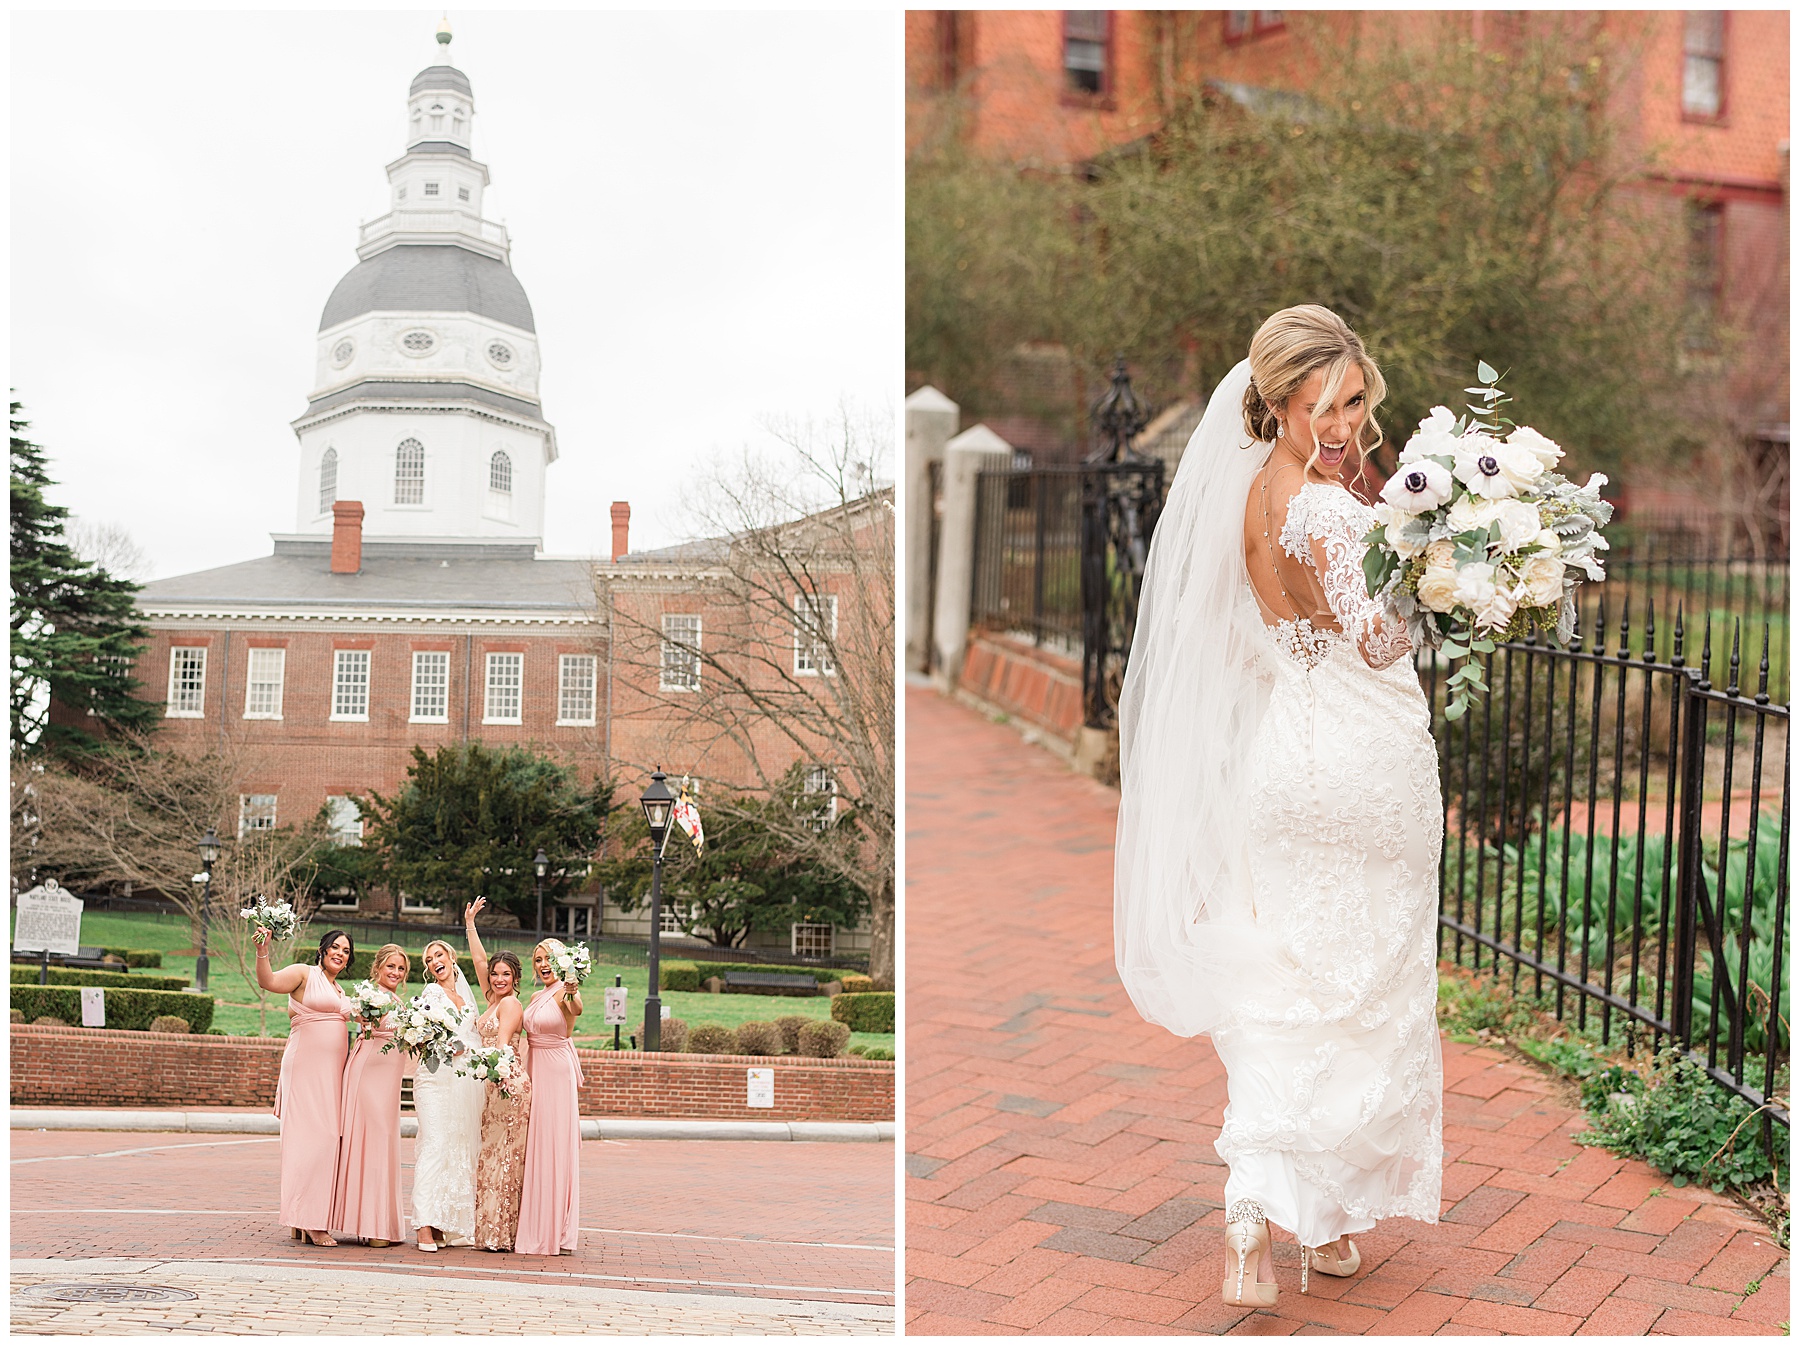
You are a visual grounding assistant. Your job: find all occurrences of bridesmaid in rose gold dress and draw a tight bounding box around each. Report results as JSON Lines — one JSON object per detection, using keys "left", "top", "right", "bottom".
{"left": 515, "top": 937, "right": 584, "bottom": 1256}
{"left": 464, "top": 899, "right": 532, "bottom": 1251}
{"left": 330, "top": 944, "right": 410, "bottom": 1247}
{"left": 254, "top": 927, "right": 356, "bottom": 1246}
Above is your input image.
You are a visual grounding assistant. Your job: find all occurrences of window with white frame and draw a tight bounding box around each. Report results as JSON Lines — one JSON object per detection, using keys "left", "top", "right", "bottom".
{"left": 400, "top": 890, "right": 440, "bottom": 914}
{"left": 320, "top": 887, "right": 358, "bottom": 910}
{"left": 411, "top": 650, "right": 450, "bottom": 722}
{"left": 457, "top": 184, "right": 470, "bottom": 201}
{"left": 791, "top": 922, "right": 834, "bottom": 959}
{"left": 238, "top": 793, "right": 277, "bottom": 839}
{"left": 166, "top": 647, "right": 207, "bottom": 717}
{"left": 660, "top": 614, "right": 702, "bottom": 691}
{"left": 804, "top": 765, "right": 838, "bottom": 831}
{"left": 486, "top": 450, "right": 513, "bottom": 521}
{"left": 659, "top": 902, "right": 689, "bottom": 936}
{"left": 424, "top": 179, "right": 440, "bottom": 195}
{"left": 484, "top": 652, "right": 523, "bottom": 723}
{"left": 243, "top": 648, "right": 286, "bottom": 720}
{"left": 332, "top": 649, "right": 371, "bottom": 720}
{"left": 558, "top": 654, "right": 597, "bottom": 725}
{"left": 318, "top": 447, "right": 337, "bottom": 515}
{"left": 793, "top": 594, "right": 838, "bottom": 675}
{"left": 394, "top": 438, "right": 425, "bottom": 504}
{"left": 326, "top": 795, "right": 363, "bottom": 847}
{"left": 1682, "top": 11, "right": 1725, "bottom": 118}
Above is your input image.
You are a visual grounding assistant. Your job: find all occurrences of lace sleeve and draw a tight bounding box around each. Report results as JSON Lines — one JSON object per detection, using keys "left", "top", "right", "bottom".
{"left": 1285, "top": 485, "right": 1413, "bottom": 671}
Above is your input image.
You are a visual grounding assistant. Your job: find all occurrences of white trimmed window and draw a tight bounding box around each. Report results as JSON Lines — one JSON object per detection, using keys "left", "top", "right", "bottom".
{"left": 424, "top": 179, "right": 440, "bottom": 194}
{"left": 486, "top": 450, "right": 513, "bottom": 521}
{"left": 326, "top": 795, "right": 363, "bottom": 847}
{"left": 793, "top": 594, "right": 838, "bottom": 676}
{"left": 1682, "top": 11, "right": 1725, "bottom": 118}
{"left": 394, "top": 438, "right": 425, "bottom": 505}
{"left": 659, "top": 902, "right": 689, "bottom": 936}
{"left": 411, "top": 651, "right": 450, "bottom": 723}
{"left": 332, "top": 650, "right": 371, "bottom": 721}
{"left": 318, "top": 447, "right": 337, "bottom": 515}
{"left": 457, "top": 184, "right": 470, "bottom": 201}
{"left": 238, "top": 793, "right": 277, "bottom": 839}
{"left": 400, "top": 891, "right": 441, "bottom": 915}
{"left": 166, "top": 647, "right": 207, "bottom": 717}
{"left": 484, "top": 652, "right": 523, "bottom": 724}
{"left": 243, "top": 648, "right": 286, "bottom": 720}
{"left": 791, "top": 922, "right": 835, "bottom": 959}
{"left": 804, "top": 766, "right": 838, "bottom": 832}
{"left": 558, "top": 654, "right": 597, "bottom": 725}
{"left": 660, "top": 615, "right": 702, "bottom": 691}
{"left": 320, "top": 887, "right": 358, "bottom": 910}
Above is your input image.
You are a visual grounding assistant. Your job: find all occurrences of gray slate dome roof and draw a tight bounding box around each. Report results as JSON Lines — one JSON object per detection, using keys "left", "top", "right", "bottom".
{"left": 319, "top": 244, "right": 535, "bottom": 332}
{"left": 410, "top": 64, "right": 472, "bottom": 98}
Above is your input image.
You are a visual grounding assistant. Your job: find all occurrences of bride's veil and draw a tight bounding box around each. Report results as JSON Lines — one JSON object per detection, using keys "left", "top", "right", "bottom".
{"left": 1114, "top": 358, "right": 1283, "bottom": 1038}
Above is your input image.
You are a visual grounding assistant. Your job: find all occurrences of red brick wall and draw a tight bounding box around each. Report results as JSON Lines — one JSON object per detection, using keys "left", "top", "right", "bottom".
{"left": 9, "top": 1025, "right": 894, "bottom": 1121}
{"left": 959, "top": 632, "right": 1082, "bottom": 745}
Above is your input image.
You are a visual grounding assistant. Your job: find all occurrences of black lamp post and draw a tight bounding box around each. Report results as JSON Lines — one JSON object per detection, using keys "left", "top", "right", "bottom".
{"left": 639, "top": 769, "right": 676, "bottom": 1052}
{"left": 196, "top": 827, "right": 220, "bottom": 994}
{"left": 533, "top": 846, "right": 549, "bottom": 945}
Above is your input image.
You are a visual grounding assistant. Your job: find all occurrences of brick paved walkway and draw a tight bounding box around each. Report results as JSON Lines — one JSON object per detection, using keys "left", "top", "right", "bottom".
{"left": 906, "top": 686, "right": 1787, "bottom": 1336}
{"left": 11, "top": 1130, "right": 892, "bottom": 1333}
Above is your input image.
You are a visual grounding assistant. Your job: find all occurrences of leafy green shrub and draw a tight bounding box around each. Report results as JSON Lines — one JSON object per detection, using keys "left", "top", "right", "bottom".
{"left": 206, "top": 1027, "right": 227, "bottom": 1035}
{"left": 11, "top": 986, "right": 216, "bottom": 1033}
{"left": 148, "top": 1015, "right": 191, "bottom": 1034}
{"left": 851, "top": 1045, "right": 894, "bottom": 1061}
{"left": 1579, "top": 1048, "right": 1785, "bottom": 1191}
{"left": 735, "top": 1021, "right": 782, "bottom": 1056}
{"left": 9, "top": 1008, "right": 23, "bottom": 1023}
{"left": 10, "top": 966, "right": 191, "bottom": 992}
{"left": 797, "top": 1019, "right": 851, "bottom": 1059}
{"left": 773, "top": 1015, "right": 811, "bottom": 1053}
{"left": 102, "top": 948, "right": 164, "bottom": 968}
{"left": 838, "top": 973, "right": 875, "bottom": 994}
{"left": 693, "top": 962, "right": 840, "bottom": 986}
{"left": 686, "top": 1023, "right": 735, "bottom": 1055}
{"left": 659, "top": 1017, "right": 689, "bottom": 1052}
{"left": 830, "top": 991, "right": 894, "bottom": 1034}
{"left": 33, "top": 1015, "right": 68, "bottom": 1027}
{"left": 660, "top": 961, "right": 701, "bottom": 992}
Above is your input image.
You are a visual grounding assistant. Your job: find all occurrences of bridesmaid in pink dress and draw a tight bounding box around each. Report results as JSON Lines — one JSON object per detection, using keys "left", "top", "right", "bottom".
{"left": 515, "top": 938, "right": 585, "bottom": 1256}
{"left": 254, "top": 926, "right": 355, "bottom": 1246}
{"left": 330, "top": 944, "right": 410, "bottom": 1247}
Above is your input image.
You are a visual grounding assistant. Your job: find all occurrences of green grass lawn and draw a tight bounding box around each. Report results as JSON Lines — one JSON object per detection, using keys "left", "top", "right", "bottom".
{"left": 51, "top": 911, "right": 892, "bottom": 1055}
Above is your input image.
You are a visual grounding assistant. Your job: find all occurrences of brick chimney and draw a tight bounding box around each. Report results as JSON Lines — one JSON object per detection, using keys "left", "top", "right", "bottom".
{"left": 331, "top": 501, "right": 364, "bottom": 574}
{"left": 610, "top": 501, "right": 630, "bottom": 561}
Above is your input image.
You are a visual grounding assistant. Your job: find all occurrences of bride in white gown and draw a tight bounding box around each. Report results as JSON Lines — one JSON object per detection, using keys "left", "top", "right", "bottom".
{"left": 1115, "top": 305, "right": 1443, "bottom": 1311}
{"left": 409, "top": 939, "right": 484, "bottom": 1251}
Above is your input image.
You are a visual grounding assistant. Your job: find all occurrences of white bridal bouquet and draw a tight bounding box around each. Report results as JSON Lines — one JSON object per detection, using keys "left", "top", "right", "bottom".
{"left": 457, "top": 1044, "right": 525, "bottom": 1097}
{"left": 380, "top": 993, "right": 466, "bottom": 1071}
{"left": 1363, "top": 362, "right": 1613, "bottom": 720}
{"left": 348, "top": 979, "right": 401, "bottom": 1025}
{"left": 551, "top": 943, "right": 593, "bottom": 985}
{"left": 238, "top": 895, "right": 299, "bottom": 942}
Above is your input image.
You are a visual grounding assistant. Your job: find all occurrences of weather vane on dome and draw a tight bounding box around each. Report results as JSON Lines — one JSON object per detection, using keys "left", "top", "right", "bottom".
{"left": 437, "top": 16, "right": 452, "bottom": 50}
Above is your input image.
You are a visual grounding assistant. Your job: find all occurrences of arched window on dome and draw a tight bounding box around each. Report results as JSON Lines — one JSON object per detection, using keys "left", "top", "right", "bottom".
{"left": 319, "top": 447, "right": 338, "bottom": 515}
{"left": 452, "top": 108, "right": 466, "bottom": 138}
{"left": 486, "top": 450, "right": 513, "bottom": 522}
{"left": 430, "top": 102, "right": 445, "bottom": 133}
{"left": 395, "top": 438, "right": 425, "bottom": 505}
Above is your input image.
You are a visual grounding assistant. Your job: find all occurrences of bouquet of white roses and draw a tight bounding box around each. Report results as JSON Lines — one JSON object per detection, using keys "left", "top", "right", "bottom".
{"left": 238, "top": 895, "right": 299, "bottom": 942}
{"left": 348, "top": 979, "right": 402, "bottom": 1026}
{"left": 380, "top": 993, "right": 466, "bottom": 1071}
{"left": 457, "top": 1044, "right": 525, "bottom": 1097}
{"left": 1363, "top": 361, "right": 1612, "bottom": 720}
{"left": 551, "top": 943, "right": 592, "bottom": 985}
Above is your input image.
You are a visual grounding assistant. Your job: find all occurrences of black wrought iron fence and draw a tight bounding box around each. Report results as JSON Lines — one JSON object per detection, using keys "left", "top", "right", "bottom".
{"left": 970, "top": 465, "right": 1086, "bottom": 655}
{"left": 1431, "top": 601, "right": 1789, "bottom": 1163}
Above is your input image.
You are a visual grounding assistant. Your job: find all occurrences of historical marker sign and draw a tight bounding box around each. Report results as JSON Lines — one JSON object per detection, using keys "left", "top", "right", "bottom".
{"left": 746, "top": 1067, "right": 775, "bottom": 1109}
{"left": 14, "top": 881, "right": 82, "bottom": 957}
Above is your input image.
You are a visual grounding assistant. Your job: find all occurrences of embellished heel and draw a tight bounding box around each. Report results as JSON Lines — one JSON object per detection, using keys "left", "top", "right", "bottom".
{"left": 1219, "top": 1199, "right": 1278, "bottom": 1309}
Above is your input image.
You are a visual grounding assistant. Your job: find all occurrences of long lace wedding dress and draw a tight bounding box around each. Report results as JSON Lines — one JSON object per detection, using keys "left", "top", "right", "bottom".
{"left": 1115, "top": 360, "right": 1443, "bottom": 1259}
{"left": 409, "top": 978, "right": 484, "bottom": 1246}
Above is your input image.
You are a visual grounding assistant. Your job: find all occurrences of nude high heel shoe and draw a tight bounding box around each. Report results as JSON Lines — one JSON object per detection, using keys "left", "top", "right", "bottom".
{"left": 1301, "top": 1239, "right": 1361, "bottom": 1293}
{"left": 1220, "top": 1199, "right": 1279, "bottom": 1308}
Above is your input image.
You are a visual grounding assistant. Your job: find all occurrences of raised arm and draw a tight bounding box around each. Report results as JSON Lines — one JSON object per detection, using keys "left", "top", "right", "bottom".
{"left": 464, "top": 898, "right": 490, "bottom": 999}
{"left": 252, "top": 926, "right": 310, "bottom": 996}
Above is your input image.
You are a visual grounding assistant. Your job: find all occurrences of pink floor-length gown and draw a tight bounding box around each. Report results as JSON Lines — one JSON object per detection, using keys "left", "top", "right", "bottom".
{"left": 515, "top": 988, "right": 583, "bottom": 1255}
{"left": 330, "top": 1008, "right": 406, "bottom": 1242}
{"left": 274, "top": 964, "right": 352, "bottom": 1231}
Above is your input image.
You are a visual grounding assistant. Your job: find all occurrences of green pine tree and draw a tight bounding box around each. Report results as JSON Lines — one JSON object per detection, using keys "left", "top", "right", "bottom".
{"left": 10, "top": 401, "right": 158, "bottom": 759}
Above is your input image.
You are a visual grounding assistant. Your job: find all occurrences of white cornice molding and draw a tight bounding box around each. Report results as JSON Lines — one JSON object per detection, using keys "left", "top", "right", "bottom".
{"left": 138, "top": 605, "right": 602, "bottom": 629}
{"left": 289, "top": 396, "right": 555, "bottom": 449}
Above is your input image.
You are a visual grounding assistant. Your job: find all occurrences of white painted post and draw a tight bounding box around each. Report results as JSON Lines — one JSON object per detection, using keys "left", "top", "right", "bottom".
{"left": 932, "top": 424, "right": 1014, "bottom": 690}
{"left": 905, "top": 387, "right": 959, "bottom": 675}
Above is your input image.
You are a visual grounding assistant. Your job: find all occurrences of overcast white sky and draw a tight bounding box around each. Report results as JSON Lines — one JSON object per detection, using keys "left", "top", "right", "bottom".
{"left": 11, "top": 9, "right": 899, "bottom": 579}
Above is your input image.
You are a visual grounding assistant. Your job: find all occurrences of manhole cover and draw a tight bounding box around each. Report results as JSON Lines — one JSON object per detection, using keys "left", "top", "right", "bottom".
{"left": 22, "top": 1283, "right": 198, "bottom": 1303}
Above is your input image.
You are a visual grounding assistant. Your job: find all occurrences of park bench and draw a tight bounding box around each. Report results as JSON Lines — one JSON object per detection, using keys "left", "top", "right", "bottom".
{"left": 11, "top": 946, "right": 115, "bottom": 971}
{"left": 721, "top": 970, "right": 820, "bottom": 997}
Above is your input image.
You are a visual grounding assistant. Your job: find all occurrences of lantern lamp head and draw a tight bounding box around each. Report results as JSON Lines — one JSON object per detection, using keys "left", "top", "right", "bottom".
{"left": 640, "top": 770, "right": 676, "bottom": 856}
{"left": 198, "top": 827, "right": 220, "bottom": 866}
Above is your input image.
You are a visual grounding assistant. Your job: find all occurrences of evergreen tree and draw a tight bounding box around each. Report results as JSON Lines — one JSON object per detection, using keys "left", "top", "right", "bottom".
{"left": 10, "top": 402, "right": 157, "bottom": 759}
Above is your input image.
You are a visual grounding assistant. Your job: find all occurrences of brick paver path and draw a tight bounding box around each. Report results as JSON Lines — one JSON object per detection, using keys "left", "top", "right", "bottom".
{"left": 906, "top": 686, "right": 1787, "bottom": 1335}
{"left": 11, "top": 1131, "right": 892, "bottom": 1333}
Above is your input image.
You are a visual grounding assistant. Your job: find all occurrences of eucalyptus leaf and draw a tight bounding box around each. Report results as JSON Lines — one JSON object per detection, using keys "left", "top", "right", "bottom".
{"left": 1477, "top": 359, "right": 1498, "bottom": 383}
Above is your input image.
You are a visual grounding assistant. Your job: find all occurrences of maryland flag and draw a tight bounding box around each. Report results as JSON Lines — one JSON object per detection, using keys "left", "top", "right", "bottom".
{"left": 673, "top": 777, "right": 704, "bottom": 857}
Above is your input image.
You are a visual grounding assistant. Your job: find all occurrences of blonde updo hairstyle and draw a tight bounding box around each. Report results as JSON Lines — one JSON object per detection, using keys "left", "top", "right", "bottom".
{"left": 421, "top": 939, "right": 459, "bottom": 986}
{"left": 533, "top": 938, "right": 567, "bottom": 983}
{"left": 372, "top": 943, "right": 411, "bottom": 982}
{"left": 1242, "top": 304, "right": 1387, "bottom": 483}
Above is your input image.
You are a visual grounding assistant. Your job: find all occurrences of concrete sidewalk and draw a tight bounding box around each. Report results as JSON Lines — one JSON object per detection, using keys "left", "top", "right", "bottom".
{"left": 905, "top": 686, "right": 1787, "bottom": 1335}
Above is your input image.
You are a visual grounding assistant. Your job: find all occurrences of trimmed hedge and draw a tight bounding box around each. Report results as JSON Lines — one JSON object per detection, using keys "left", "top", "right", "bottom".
{"left": 773, "top": 1014, "right": 812, "bottom": 1053}
{"left": 797, "top": 1019, "right": 851, "bottom": 1059}
{"left": 734, "top": 1021, "right": 782, "bottom": 1056}
{"left": 838, "top": 973, "right": 875, "bottom": 994}
{"left": 830, "top": 991, "right": 894, "bottom": 1034}
{"left": 686, "top": 1022, "right": 734, "bottom": 1054}
{"left": 149, "top": 1015, "right": 193, "bottom": 1034}
{"left": 659, "top": 1017, "right": 690, "bottom": 1053}
{"left": 660, "top": 960, "right": 701, "bottom": 992}
{"left": 101, "top": 948, "right": 164, "bottom": 968}
{"left": 849, "top": 1044, "right": 894, "bottom": 1061}
{"left": 11, "top": 966, "right": 191, "bottom": 992}
{"left": 9, "top": 985, "right": 216, "bottom": 1033}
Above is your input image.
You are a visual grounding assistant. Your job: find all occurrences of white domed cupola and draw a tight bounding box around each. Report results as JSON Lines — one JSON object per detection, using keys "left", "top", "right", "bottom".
{"left": 291, "top": 20, "right": 556, "bottom": 552}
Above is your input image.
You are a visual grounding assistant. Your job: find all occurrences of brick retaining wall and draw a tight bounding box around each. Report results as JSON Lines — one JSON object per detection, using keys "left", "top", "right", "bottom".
{"left": 958, "top": 632, "right": 1082, "bottom": 745}
{"left": 9, "top": 1026, "right": 893, "bottom": 1121}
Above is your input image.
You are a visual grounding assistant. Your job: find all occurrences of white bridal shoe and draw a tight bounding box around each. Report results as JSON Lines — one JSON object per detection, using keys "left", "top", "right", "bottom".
{"left": 1301, "top": 1239, "right": 1362, "bottom": 1293}
{"left": 1220, "top": 1200, "right": 1279, "bottom": 1308}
